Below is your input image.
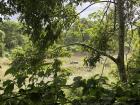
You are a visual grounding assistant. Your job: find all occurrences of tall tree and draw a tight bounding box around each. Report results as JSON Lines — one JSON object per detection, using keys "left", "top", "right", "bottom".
{"left": 116, "top": 0, "right": 127, "bottom": 82}
{"left": 64, "top": 0, "right": 139, "bottom": 82}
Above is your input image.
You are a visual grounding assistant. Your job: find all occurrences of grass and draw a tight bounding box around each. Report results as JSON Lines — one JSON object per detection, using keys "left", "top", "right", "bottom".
{"left": 60, "top": 53, "right": 118, "bottom": 84}
{"left": 0, "top": 54, "right": 119, "bottom": 96}
{"left": 0, "top": 57, "right": 11, "bottom": 81}
{"left": 0, "top": 54, "right": 118, "bottom": 84}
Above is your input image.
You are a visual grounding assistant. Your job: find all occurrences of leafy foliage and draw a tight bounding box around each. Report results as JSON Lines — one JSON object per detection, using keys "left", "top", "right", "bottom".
{"left": 0, "top": 21, "right": 26, "bottom": 51}
{"left": 0, "top": 0, "right": 140, "bottom": 105}
{"left": 1, "top": 45, "right": 71, "bottom": 104}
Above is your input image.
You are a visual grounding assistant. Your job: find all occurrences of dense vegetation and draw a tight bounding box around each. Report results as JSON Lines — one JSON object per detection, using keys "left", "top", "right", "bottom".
{"left": 0, "top": 0, "right": 140, "bottom": 105}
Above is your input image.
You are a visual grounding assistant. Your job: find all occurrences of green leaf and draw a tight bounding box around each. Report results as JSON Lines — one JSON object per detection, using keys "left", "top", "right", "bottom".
{"left": 17, "top": 75, "right": 27, "bottom": 88}
{"left": 4, "top": 83, "right": 14, "bottom": 94}
{"left": 3, "top": 80, "right": 13, "bottom": 87}
{"left": 38, "top": 71, "right": 44, "bottom": 77}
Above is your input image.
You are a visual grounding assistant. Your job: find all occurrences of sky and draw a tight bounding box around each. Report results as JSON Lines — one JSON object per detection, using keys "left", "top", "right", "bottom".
{"left": 10, "top": 2, "right": 105, "bottom": 20}
{"left": 76, "top": 2, "right": 105, "bottom": 18}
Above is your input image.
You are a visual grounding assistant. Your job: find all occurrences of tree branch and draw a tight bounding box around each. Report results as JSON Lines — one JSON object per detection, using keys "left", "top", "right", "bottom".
{"left": 100, "top": 0, "right": 111, "bottom": 24}
{"left": 58, "top": 43, "right": 117, "bottom": 63}
{"left": 77, "top": 0, "right": 116, "bottom": 16}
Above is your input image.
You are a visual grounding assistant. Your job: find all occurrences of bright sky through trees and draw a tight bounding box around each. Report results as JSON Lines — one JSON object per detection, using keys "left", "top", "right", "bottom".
{"left": 76, "top": 2, "right": 105, "bottom": 18}
{"left": 10, "top": 2, "right": 105, "bottom": 20}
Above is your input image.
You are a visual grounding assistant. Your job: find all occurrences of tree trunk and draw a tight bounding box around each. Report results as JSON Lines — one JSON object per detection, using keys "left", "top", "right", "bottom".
{"left": 116, "top": 0, "right": 127, "bottom": 82}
